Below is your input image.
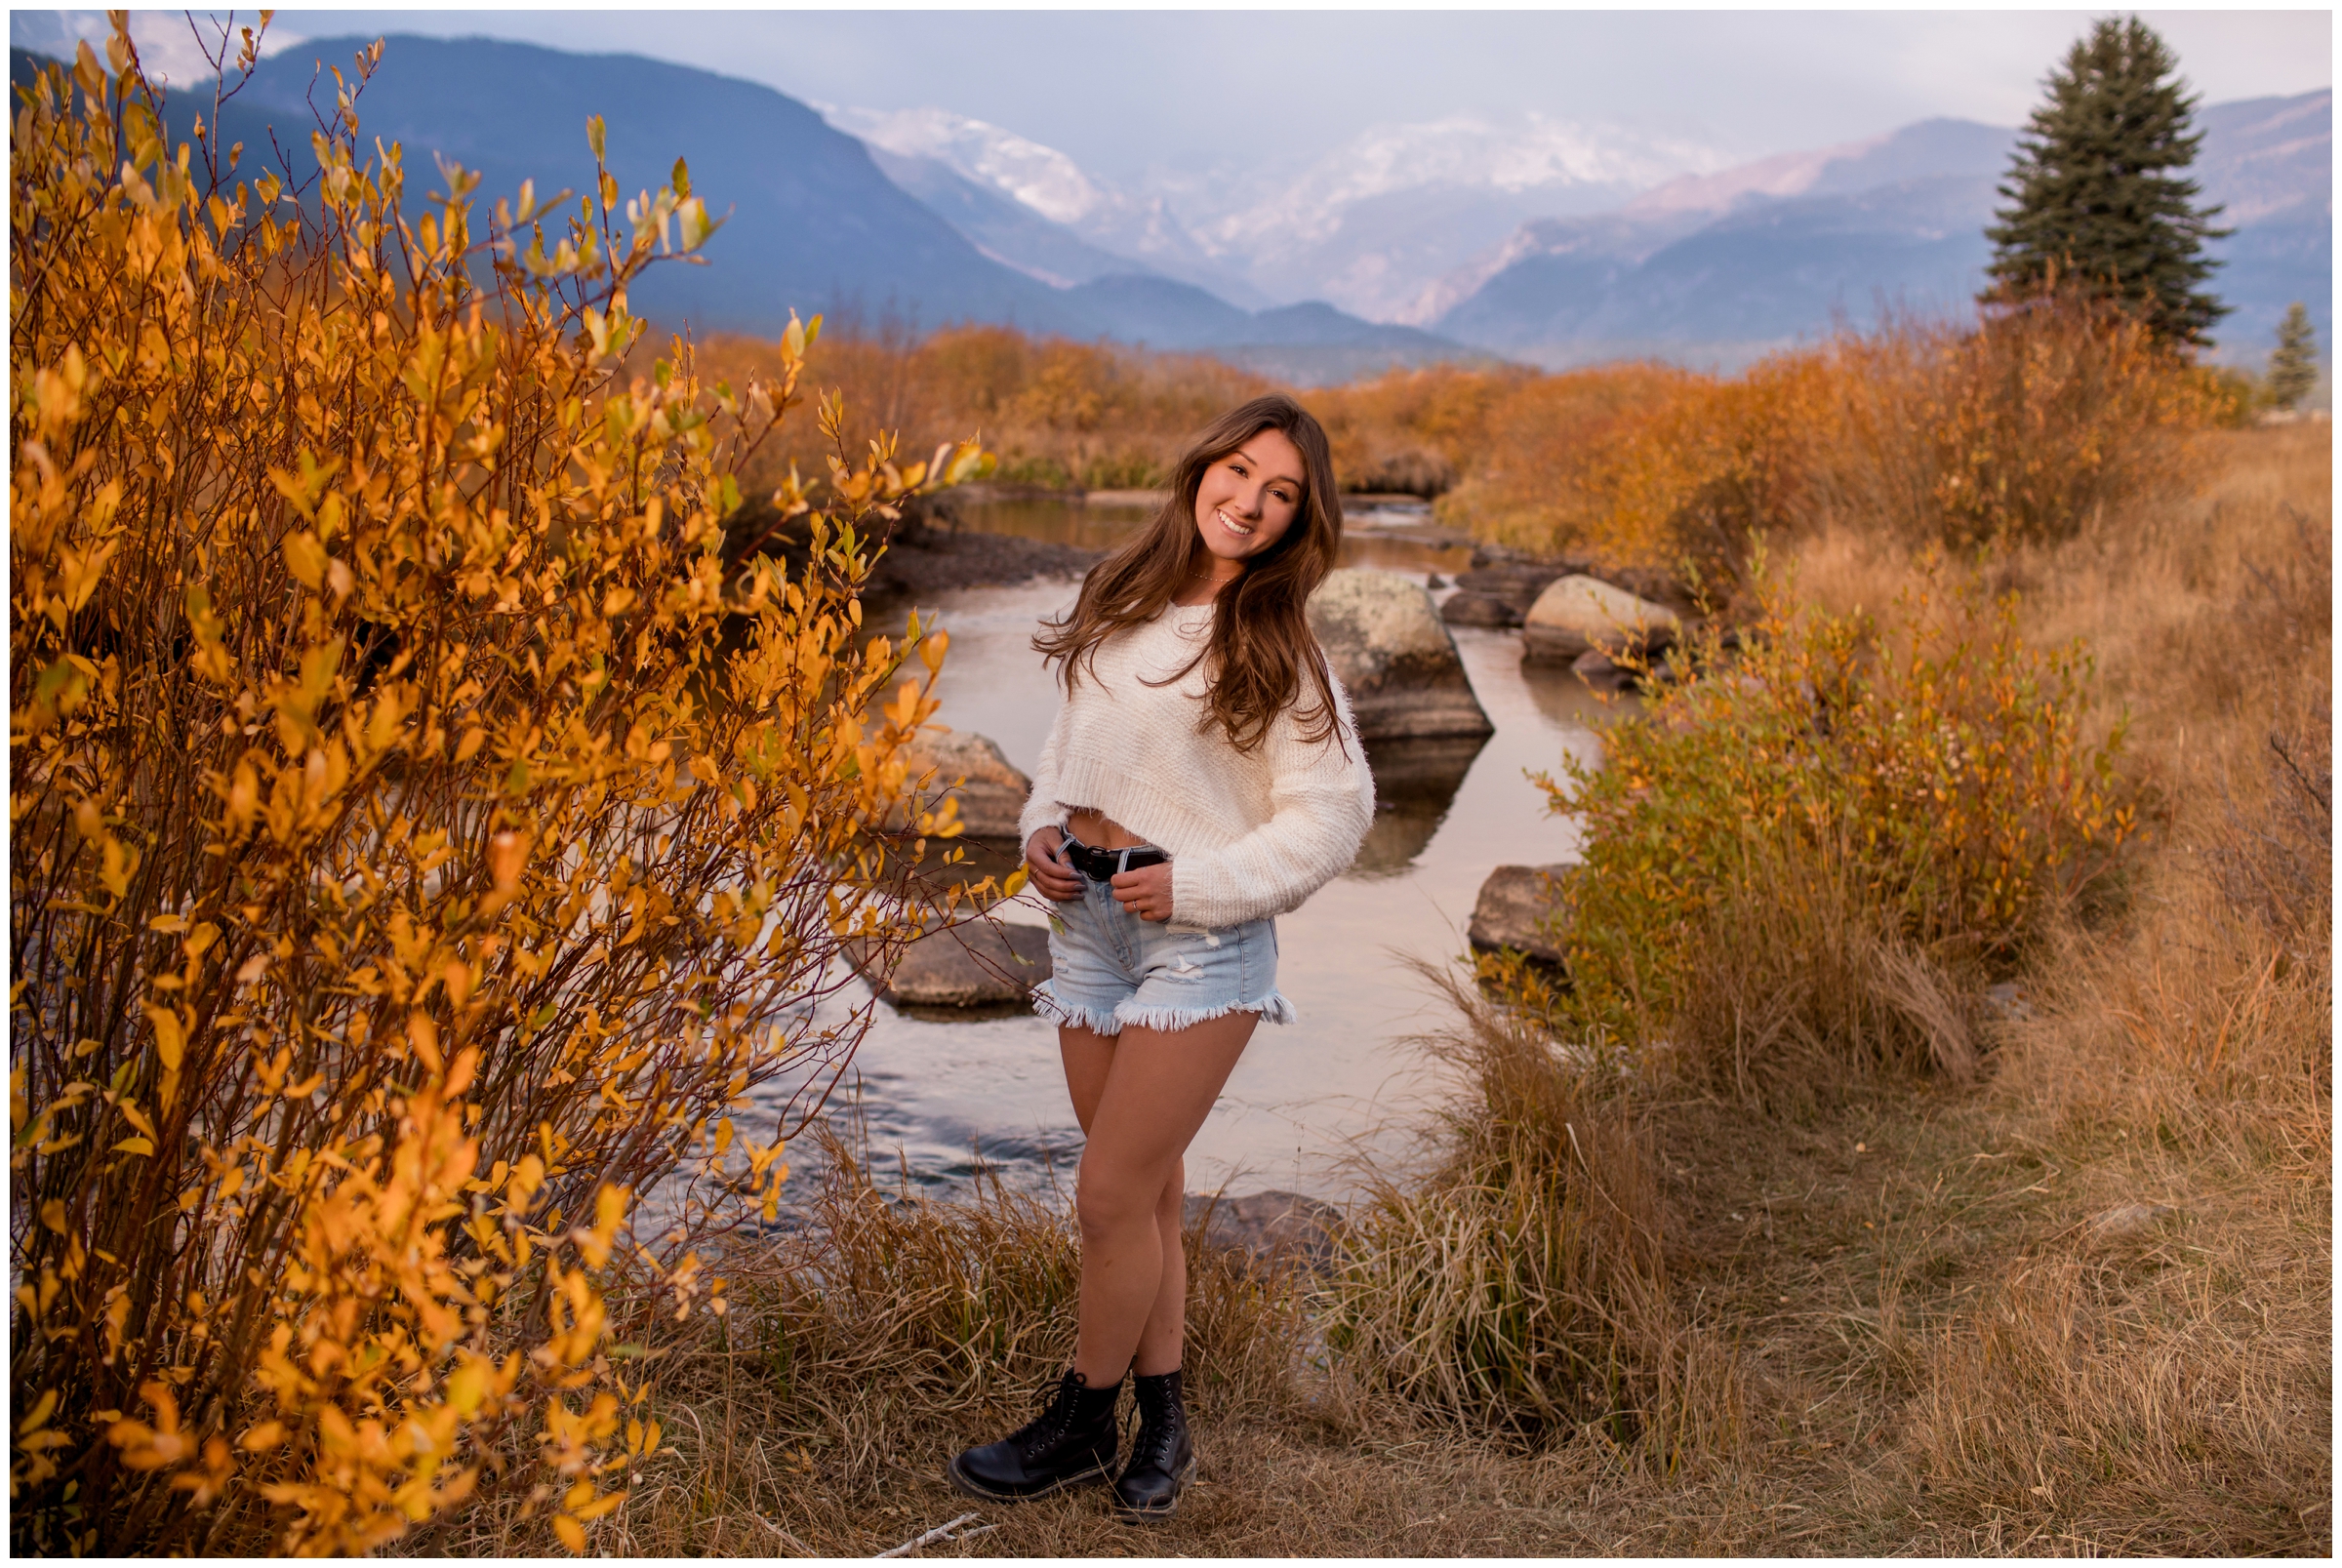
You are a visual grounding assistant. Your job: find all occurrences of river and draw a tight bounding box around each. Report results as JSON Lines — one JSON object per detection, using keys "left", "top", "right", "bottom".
{"left": 761, "top": 499, "right": 1624, "bottom": 1204}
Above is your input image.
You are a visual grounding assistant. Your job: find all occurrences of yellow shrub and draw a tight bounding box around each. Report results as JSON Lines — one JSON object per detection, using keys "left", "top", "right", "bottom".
{"left": 1429, "top": 362, "right": 1695, "bottom": 554}
{"left": 1542, "top": 559, "right": 2141, "bottom": 1071}
{"left": 10, "top": 26, "right": 989, "bottom": 1555}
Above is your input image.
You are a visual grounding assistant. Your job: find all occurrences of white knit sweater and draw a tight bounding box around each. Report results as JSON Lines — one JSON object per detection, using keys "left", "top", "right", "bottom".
{"left": 1017, "top": 602, "right": 1376, "bottom": 930}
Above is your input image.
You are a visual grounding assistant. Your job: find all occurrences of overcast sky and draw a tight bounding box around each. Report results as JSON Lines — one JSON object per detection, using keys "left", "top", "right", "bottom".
{"left": 21, "top": 8, "right": 2334, "bottom": 181}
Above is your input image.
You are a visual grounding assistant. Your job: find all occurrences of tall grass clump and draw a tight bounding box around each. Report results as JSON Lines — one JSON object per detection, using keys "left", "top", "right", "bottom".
{"left": 1539, "top": 561, "right": 2140, "bottom": 1105}
{"left": 1320, "top": 972, "right": 1742, "bottom": 1461}
{"left": 10, "top": 26, "right": 993, "bottom": 1555}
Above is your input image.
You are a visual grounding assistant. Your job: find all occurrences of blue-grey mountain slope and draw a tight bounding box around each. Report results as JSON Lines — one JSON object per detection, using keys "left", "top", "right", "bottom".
{"left": 222, "top": 34, "right": 1090, "bottom": 340}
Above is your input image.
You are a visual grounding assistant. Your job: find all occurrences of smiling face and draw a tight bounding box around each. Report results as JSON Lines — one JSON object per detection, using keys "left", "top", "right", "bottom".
{"left": 1191, "top": 425, "right": 1307, "bottom": 583}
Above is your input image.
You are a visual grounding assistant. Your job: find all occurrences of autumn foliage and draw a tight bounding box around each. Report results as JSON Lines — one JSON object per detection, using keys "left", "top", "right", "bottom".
{"left": 1358, "top": 301, "right": 2218, "bottom": 574}
{"left": 1541, "top": 563, "right": 2141, "bottom": 1076}
{"left": 10, "top": 23, "right": 989, "bottom": 1554}
{"left": 704, "top": 321, "right": 1271, "bottom": 497}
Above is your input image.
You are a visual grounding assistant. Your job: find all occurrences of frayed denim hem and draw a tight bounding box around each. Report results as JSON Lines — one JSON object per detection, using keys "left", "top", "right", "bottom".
{"left": 1030, "top": 981, "right": 1124, "bottom": 1035}
{"left": 1112, "top": 991, "right": 1298, "bottom": 1032}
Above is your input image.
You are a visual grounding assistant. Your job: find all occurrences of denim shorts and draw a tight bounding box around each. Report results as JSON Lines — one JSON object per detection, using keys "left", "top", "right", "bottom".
{"left": 1030, "top": 870, "right": 1295, "bottom": 1036}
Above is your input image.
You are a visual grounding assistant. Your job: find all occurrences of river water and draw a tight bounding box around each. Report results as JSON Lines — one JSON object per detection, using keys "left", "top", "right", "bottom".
{"left": 762, "top": 500, "right": 1625, "bottom": 1203}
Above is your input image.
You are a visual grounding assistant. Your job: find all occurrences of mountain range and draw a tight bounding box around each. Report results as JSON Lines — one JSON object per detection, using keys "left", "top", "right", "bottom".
{"left": 844, "top": 88, "right": 2329, "bottom": 371}
{"left": 13, "top": 24, "right": 2328, "bottom": 376}
{"left": 7, "top": 32, "right": 1467, "bottom": 379}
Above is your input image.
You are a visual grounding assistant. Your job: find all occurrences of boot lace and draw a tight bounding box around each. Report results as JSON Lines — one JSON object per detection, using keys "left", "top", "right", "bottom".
{"left": 1131, "top": 1392, "right": 1183, "bottom": 1470}
{"left": 1009, "top": 1377, "right": 1081, "bottom": 1458}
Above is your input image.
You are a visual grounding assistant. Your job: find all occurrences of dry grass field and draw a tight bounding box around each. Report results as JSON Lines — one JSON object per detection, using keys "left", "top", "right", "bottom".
{"left": 419, "top": 424, "right": 2327, "bottom": 1558}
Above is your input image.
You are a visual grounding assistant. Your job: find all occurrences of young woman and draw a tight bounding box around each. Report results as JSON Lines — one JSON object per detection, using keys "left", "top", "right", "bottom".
{"left": 946, "top": 394, "right": 1374, "bottom": 1522}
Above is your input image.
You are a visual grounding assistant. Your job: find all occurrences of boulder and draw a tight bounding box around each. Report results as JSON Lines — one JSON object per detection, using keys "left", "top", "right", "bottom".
{"left": 1438, "top": 590, "right": 1521, "bottom": 628}
{"left": 1466, "top": 864, "right": 1577, "bottom": 966}
{"left": 904, "top": 729, "right": 1030, "bottom": 839}
{"left": 1521, "top": 576, "right": 1681, "bottom": 665}
{"left": 857, "top": 918, "right": 1052, "bottom": 1008}
{"left": 1981, "top": 982, "right": 2039, "bottom": 1025}
{"left": 1454, "top": 561, "right": 1571, "bottom": 617}
{"left": 1307, "top": 568, "right": 1493, "bottom": 741}
{"left": 1184, "top": 1189, "right": 1344, "bottom": 1267}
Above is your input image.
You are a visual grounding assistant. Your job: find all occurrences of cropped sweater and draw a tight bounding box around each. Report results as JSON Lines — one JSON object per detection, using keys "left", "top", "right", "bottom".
{"left": 1017, "top": 602, "right": 1376, "bottom": 931}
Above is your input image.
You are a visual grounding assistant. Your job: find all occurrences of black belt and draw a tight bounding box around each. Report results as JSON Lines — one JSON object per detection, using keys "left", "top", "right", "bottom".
{"left": 1061, "top": 831, "right": 1168, "bottom": 881}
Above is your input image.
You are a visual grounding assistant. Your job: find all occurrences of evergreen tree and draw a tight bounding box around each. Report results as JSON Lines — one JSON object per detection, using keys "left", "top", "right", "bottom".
{"left": 2266, "top": 302, "right": 2320, "bottom": 410}
{"left": 1983, "top": 16, "right": 2230, "bottom": 346}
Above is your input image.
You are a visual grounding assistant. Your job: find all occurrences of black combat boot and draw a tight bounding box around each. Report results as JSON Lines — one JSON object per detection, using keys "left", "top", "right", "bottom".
{"left": 1112, "top": 1368, "right": 1196, "bottom": 1523}
{"left": 947, "top": 1369, "right": 1122, "bottom": 1503}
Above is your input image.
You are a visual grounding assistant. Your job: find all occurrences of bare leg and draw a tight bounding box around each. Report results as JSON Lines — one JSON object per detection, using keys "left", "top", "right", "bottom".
{"left": 1057, "top": 1013, "right": 1256, "bottom": 1387}
{"left": 1063, "top": 1027, "right": 1192, "bottom": 1377}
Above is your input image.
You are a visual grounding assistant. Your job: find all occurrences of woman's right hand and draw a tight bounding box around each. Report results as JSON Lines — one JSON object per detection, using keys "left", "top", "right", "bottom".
{"left": 1024, "top": 826, "right": 1084, "bottom": 903}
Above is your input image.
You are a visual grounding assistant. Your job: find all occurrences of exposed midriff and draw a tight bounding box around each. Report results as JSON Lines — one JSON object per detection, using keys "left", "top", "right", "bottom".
{"left": 1065, "top": 807, "right": 1151, "bottom": 850}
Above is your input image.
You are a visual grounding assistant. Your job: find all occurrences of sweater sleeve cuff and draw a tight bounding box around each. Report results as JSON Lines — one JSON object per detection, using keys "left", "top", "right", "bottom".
{"left": 1016, "top": 788, "right": 1061, "bottom": 851}
{"left": 1169, "top": 856, "right": 1230, "bottom": 930}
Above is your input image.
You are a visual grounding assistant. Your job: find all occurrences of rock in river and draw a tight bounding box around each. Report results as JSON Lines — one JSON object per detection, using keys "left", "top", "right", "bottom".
{"left": 903, "top": 728, "right": 1030, "bottom": 840}
{"left": 1438, "top": 589, "right": 1522, "bottom": 627}
{"left": 1454, "top": 561, "right": 1571, "bottom": 617}
{"left": 1521, "top": 576, "right": 1681, "bottom": 665}
{"left": 1466, "top": 864, "right": 1577, "bottom": 966}
{"left": 1308, "top": 567, "right": 1494, "bottom": 741}
{"left": 857, "top": 918, "right": 1053, "bottom": 1009}
{"left": 1353, "top": 734, "right": 1487, "bottom": 874}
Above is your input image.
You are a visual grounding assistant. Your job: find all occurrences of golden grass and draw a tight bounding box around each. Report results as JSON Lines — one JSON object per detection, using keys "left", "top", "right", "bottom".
{"left": 1315, "top": 969, "right": 1746, "bottom": 1461}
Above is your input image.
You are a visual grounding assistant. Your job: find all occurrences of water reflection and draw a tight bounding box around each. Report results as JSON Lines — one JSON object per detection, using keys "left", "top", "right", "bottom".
{"left": 1353, "top": 734, "right": 1489, "bottom": 876}
{"left": 1523, "top": 663, "right": 1641, "bottom": 735}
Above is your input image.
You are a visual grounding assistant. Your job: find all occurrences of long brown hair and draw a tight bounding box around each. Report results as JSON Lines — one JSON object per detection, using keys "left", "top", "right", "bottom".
{"left": 1034, "top": 393, "right": 1345, "bottom": 752}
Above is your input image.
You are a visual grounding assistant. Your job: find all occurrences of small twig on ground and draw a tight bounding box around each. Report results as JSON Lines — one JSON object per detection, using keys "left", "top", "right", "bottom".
{"left": 752, "top": 1511, "right": 813, "bottom": 1553}
{"left": 875, "top": 1510, "right": 983, "bottom": 1557}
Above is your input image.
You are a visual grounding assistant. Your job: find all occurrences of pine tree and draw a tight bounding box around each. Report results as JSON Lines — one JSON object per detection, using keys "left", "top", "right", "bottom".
{"left": 1983, "top": 16, "right": 2230, "bottom": 346}
{"left": 2266, "top": 302, "right": 2320, "bottom": 410}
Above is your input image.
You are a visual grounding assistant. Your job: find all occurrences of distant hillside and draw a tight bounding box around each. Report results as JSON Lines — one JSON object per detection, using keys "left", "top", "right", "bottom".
{"left": 214, "top": 34, "right": 1094, "bottom": 340}
{"left": 1434, "top": 93, "right": 2332, "bottom": 368}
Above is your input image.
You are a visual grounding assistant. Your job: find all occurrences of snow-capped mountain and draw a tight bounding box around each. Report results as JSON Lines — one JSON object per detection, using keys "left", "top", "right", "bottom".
{"left": 817, "top": 103, "right": 1264, "bottom": 304}
{"left": 1189, "top": 113, "right": 1726, "bottom": 321}
{"left": 823, "top": 101, "right": 1726, "bottom": 323}
{"left": 820, "top": 103, "right": 1106, "bottom": 226}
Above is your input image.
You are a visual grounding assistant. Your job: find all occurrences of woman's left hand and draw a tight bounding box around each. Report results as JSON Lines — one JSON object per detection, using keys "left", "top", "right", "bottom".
{"left": 1108, "top": 862, "right": 1175, "bottom": 922}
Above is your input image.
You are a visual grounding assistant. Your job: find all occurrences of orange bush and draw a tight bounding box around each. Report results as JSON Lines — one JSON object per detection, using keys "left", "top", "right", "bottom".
{"left": 1821, "top": 298, "right": 2218, "bottom": 549}
{"left": 1311, "top": 362, "right": 1538, "bottom": 496}
{"left": 10, "top": 24, "right": 990, "bottom": 1554}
